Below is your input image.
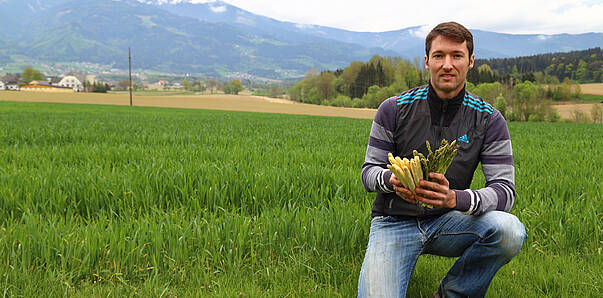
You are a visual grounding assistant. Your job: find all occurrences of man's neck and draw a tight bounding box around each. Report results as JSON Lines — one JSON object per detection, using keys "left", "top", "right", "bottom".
{"left": 431, "top": 84, "right": 465, "bottom": 100}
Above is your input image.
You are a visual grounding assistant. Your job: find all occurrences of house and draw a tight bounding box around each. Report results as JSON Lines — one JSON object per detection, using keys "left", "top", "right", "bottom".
{"left": 58, "top": 73, "right": 87, "bottom": 91}
{"left": 0, "top": 80, "right": 5, "bottom": 91}
{"left": 1, "top": 73, "right": 20, "bottom": 91}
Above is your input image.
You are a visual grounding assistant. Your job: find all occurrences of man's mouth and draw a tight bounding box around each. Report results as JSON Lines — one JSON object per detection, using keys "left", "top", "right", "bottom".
{"left": 440, "top": 74, "right": 455, "bottom": 81}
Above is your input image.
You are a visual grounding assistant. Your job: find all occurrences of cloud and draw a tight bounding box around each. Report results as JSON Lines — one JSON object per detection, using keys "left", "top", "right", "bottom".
{"left": 222, "top": 0, "right": 603, "bottom": 34}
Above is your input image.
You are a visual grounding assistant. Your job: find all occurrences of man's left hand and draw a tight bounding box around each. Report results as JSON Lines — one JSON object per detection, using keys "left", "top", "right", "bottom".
{"left": 414, "top": 172, "right": 457, "bottom": 209}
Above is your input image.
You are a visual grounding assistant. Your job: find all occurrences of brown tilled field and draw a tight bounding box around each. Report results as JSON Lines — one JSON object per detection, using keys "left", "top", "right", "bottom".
{"left": 0, "top": 91, "right": 376, "bottom": 119}
{"left": 1, "top": 90, "right": 600, "bottom": 122}
{"left": 552, "top": 102, "right": 600, "bottom": 119}
{"left": 580, "top": 83, "right": 603, "bottom": 95}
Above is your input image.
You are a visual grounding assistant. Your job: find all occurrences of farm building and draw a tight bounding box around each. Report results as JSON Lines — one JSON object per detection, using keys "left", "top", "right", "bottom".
{"left": 0, "top": 80, "right": 5, "bottom": 90}
{"left": 57, "top": 73, "right": 96, "bottom": 92}
{"left": 20, "top": 83, "right": 73, "bottom": 93}
{"left": 1, "top": 73, "right": 20, "bottom": 90}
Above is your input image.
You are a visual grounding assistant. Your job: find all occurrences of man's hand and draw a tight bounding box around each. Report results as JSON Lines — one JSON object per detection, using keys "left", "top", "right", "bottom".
{"left": 389, "top": 174, "right": 417, "bottom": 204}
{"left": 415, "top": 173, "right": 457, "bottom": 208}
{"left": 390, "top": 172, "right": 457, "bottom": 208}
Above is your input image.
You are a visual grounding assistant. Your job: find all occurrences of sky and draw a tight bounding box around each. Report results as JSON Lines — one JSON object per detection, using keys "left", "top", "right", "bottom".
{"left": 184, "top": 0, "right": 603, "bottom": 35}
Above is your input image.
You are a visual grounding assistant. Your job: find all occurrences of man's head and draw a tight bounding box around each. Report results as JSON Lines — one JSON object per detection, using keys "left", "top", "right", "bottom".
{"left": 424, "top": 22, "right": 475, "bottom": 99}
{"left": 425, "top": 22, "right": 474, "bottom": 59}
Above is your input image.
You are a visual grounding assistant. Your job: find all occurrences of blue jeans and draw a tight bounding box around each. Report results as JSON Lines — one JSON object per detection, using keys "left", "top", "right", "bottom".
{"left": 358, "top": 210, "right": 526, "bottom": 298}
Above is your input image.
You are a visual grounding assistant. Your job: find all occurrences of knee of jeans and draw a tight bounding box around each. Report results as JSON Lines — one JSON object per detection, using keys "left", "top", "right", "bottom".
{"left": 487, "top": 212, "right": 527, "bottom": 258}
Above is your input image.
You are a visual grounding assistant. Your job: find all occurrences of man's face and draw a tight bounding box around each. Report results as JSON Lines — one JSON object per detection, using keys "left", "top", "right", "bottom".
{"left": 425, "top": 35, "right": 474, "bottom": 99}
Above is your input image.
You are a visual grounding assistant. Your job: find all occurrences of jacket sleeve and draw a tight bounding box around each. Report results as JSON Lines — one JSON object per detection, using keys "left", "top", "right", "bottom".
{"left": 454, "top": 109, "right": 516, "bottom": 215}
{"left": 361, "top": 98, "right": 397, "bottom": 193}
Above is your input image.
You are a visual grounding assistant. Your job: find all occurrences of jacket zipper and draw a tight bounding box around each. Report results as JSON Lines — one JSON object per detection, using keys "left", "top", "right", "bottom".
{"left": 440, "top": 100, "right": 448, "bottom": 127}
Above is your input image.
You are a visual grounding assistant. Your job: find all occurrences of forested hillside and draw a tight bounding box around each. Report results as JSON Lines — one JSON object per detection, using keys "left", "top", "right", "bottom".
{"left": 470, "top": 47, "right": 603, "bottom": 84}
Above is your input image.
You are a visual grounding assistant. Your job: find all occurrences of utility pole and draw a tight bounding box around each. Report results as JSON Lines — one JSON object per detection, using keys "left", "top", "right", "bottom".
{"left": 129, "top": 47, "right": 133, "bottom": 106}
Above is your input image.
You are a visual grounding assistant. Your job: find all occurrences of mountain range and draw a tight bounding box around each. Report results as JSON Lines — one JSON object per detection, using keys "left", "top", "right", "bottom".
{"left": 1, "top": 0, "right": 602, "bottom": 79}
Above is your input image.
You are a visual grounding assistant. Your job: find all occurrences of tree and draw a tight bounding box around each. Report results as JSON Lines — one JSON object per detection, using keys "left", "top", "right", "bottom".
{"left": 494, "top": 95, "right": 507, "bottom": 119}
{"left": 192, "top": 80, "right": 206, "bottom": 92}
{"left": 208, "top": 78, "right": 218, "bottom": 94}
{"left": 224, "top": 80, "right": 243, "bottom": 95}
{"left": 117, "top": 79, "right": 130, "bottom": 91}
{"left": 21, "top": 66, "right": 44, "bottom": 84}
{"left": 182, "top": 79, "right": 191, "bottom": 91}
{"left": 230, "top": 80, "right": 243, "bottom": 94}
{"left": 316, "top": 72, "right": 336, "bottom": 101}
{"left": 341, "top": 61, "right": 363, "bottom": 97}
{"left": 512, "top": 81, "right": 544, "bottom": 121}
{"left": 471, "top": 82, "right": 504, "bottom": 104}
{"left": 575, "top": 60, "right": 589, "bottom": 82}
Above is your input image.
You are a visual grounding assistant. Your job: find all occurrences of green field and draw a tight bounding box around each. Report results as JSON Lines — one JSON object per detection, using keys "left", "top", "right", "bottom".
{"left": 577, "top": 93, "right": 603, "bottom": 103}
{"left": 0, "top": 101, "right": 601, "bottom": 297}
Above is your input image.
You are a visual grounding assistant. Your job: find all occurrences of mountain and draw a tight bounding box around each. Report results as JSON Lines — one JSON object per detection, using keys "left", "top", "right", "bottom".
{"left": 0, "top": 0, "right": 397, "bottom": 78}
{"left": 1, "top": 0, "right": 602, "bottom": 80}
{"left": 153, "top": 0, "right": 603, "bottom": 59}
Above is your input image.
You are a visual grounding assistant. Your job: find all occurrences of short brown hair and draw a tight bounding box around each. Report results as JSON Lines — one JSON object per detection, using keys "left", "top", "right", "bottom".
{"left": 425, "top": 22, "right": 473, "bottom": 58}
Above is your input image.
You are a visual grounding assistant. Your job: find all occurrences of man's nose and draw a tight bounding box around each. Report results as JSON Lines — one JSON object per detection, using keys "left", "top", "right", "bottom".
{"left": 443, "top": 56, "right": 453, "bottom": 70}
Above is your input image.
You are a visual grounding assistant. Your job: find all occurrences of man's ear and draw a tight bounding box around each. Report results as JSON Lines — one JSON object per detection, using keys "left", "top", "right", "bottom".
{"left": 424, "top": 55, "right": 429, "bottom": 70}
{"left": 468, "top": 54, "right": 475, "bottom": 69}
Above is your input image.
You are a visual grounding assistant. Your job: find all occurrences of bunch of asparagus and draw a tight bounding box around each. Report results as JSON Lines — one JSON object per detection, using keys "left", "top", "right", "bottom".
{"left": 387, "top": 139, "right": 458, "bottom": 208}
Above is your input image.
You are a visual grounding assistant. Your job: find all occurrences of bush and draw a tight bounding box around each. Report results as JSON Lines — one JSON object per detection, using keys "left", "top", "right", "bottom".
{"left": 545, "top": 109, "right": 561, "bottom": 122}
{"left": 571, "top": 110, "right": 590, "bottom": 123}
{"left": 352, "top": 98, "right": 366, "bottom": 108}
{"left": 506, "top": 110, "right": 518, "bottom": 122}
{"left": 330, "top": 95, "right": 353, "bottom": 107}
{"left": 494, "top": 95, "right": 507, "bottom": 119}
{"left": 528, "top": 113, "right": 544, "bottom": 122}
{"left": 591, "top": 104, "right": 603, "bottom": 124}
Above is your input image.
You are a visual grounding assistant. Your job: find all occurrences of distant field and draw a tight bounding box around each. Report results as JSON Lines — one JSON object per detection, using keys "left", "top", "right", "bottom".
{"left": 0, "top": 101, "right": 600, "bottom": 296}
{"left": 0, "top": 91, "right": 376, "bottom": 119}
{"left": 2, "top": 90, "right": 601, "bottom": 122}
{"left": 580, "top": 83, "right": 603, "bottom": 95}
{"left": 552, "top": 102, "right": 601, "bottom": 119}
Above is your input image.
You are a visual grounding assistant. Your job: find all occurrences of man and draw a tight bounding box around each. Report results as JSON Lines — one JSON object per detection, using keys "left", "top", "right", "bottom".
{"left": 357, "top": 22, "right": 526, "bottom": 297}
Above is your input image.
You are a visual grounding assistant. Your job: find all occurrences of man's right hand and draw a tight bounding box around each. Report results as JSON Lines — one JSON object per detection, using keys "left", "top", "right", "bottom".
{"left": 389, "top": 174, "right": 417, "bottom": 204}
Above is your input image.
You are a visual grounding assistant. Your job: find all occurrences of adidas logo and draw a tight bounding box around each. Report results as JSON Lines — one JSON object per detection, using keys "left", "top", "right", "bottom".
{"left": 458, "top": 134, "right": 469, "bottom": 143}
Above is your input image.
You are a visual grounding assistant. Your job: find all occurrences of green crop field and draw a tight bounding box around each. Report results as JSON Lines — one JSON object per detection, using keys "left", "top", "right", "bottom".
{"left": 0, "top": 101, "right": 601, "bottom": 297}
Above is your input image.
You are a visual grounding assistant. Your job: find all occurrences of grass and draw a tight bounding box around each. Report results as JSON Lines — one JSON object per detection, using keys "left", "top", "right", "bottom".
{"left": 0, "top": 101, "right": 601, "bottom": 297}
{"left": 576, "top": 93, "right": 603, "bottom": 103}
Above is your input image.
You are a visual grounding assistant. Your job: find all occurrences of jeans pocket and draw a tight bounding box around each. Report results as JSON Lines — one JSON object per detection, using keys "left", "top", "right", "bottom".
{"left": 371, "top": 215, "right": 398, "bottom": 223}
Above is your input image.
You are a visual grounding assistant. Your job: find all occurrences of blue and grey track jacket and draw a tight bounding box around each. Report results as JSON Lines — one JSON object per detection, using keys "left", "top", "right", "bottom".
{"left": 361, "top": 84, "right": 516, "bottom": 217}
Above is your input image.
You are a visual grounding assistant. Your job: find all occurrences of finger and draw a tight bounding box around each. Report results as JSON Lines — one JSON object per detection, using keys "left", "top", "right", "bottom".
{"left": 415, "top": 195, "right": 444, "bottom": 208}
{"left": 389, "top": 175, "right": 403, "bottom": 187}
{"left": 415, "top": 187, "right": 447, "bottom": 201}
{"left": 394, "top": 187, "right": 416, "bottom": 203}
{"left": 418, "top": 180, "right": 448, "bottom": 193}
{"left": 428, "top": 172, "right": 450, "bottom": 187}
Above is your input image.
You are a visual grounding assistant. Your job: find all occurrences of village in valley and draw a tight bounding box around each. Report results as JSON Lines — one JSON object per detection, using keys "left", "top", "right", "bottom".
{"left": 0, "top": 66, "right": 186, "bottom": 93}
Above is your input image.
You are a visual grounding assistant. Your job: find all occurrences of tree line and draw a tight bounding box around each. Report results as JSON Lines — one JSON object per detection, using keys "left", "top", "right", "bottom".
{"left": 285, "top": 53, "right": 601, "bottom": 123}
{"left": 287, "top": 56, "right": 429, "bottom": 108}
{"left": 470, "top": 47, "right": 603, "bottom": 84}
